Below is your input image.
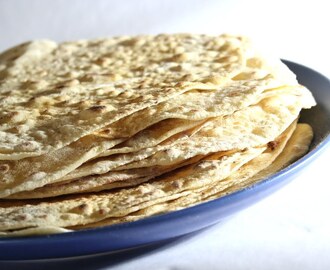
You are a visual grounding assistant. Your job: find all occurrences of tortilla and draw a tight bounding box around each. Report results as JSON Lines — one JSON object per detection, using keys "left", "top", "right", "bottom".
{"left": 0, "top": 119, "right": 206, "bottom": 198}
{"left": 10, "top": 118, "right": 299, "bottom": 200}
{"left": 8, "top": 155, "right": 205, "bottom": 199}
{"left": 54, "top": 88, "right": 312, "bottom": 184}
{"left": 0, "top": 34, "right": 250, "bottom": 159}
{"left": 0, "top": 145, "right": 265, "bottom": 231}
{"left": 70, "top": 123, "right": 311, "bottom": 231}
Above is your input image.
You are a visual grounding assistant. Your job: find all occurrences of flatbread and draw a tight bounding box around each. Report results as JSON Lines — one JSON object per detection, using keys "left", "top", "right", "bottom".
{"left": 0, "top": 145, "right": 265, "bottom": 231}
{"left": 10, "top": 118, "right": 299, "bottom": 200}
{"left": 0, "top": 34, "right": 250, "bottom": 159}
{"left": 8, "top": 155, "right": 205, "bottom": 199}
{"left": 0, "top": 226, "right": 71, "bottom": 237}
{"left": 95, "top": 81, "right": 314, "bottom": 158}
{"left": 57, "top": 88, "right": 312, "bottom": 184}
{"left": 0, "top": 118, "right": 206, "bottom": 198}
{"left": 71, "top": 123, "right": 311, "bottom": 231}
{"left": 223, "top": 123, "right": 314, "bottom": 191}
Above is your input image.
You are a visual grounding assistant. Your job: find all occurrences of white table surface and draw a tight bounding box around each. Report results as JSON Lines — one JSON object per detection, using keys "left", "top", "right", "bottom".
{"left": 0, "top": 1, "right": 329, "bottom": 269}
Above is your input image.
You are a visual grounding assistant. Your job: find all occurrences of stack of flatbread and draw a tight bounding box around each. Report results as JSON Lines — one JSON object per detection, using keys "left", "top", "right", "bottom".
{"left": 0, "top": 34, "right": 315, "bottom": 236}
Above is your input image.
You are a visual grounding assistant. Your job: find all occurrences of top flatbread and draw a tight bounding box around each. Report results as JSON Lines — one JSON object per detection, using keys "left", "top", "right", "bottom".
{"left": 0, "top": 34, "right": 252, "bottom": 159}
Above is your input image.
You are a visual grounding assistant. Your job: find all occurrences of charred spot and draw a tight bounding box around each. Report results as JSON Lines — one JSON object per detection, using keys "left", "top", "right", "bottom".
{"left": 98, "top": 209, "right": 106, "bottom": 215}
{"left": 78, "top": 203, "right": 88, "bottom": 211}
{"left": 54, "top": 84, "right": 67, "bottom": 90}
{"left": 28, "top": 96, "right": 36, "bottom": 102}
{"left": 100, "top": 128, "right": 111, "bottom": 134}
{"left": 0, "top": 164, "right": 10, "bottom": 173}
{"left": 22, "top": 142, "right": 33, "bottom": 147}
{"left": 88, "top": 105, "right": 107, "bottom": 112}
{"left": 267, "top": 140, "right": 278, "bottom": 151}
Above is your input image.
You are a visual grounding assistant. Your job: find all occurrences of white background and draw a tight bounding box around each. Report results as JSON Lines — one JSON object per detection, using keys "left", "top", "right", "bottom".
{"left": 0, "top": 0, "right": 330, "bottom": 269}
{"left": 1, "top": 0, "right": 329, "bottom": 77}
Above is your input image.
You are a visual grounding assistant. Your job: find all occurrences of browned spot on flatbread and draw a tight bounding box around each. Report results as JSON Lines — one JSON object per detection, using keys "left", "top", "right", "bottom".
{"left": 0, "top": 164, "right": 10, "bottom": 174}
{"left": 78, "top": 203, "right": 88, "bottom": 211}
{"left": 98, "top": 209, "right": 106, "bottom": 215}
{"left": 267, "top": 140, "right": 279, "bottom": 151}
{"left": 88, "top": 105, "right": 107, "bottom": 112}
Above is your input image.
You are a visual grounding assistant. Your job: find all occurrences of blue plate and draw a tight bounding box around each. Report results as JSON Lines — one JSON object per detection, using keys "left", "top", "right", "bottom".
{"left": 0, "top": 60, "right": 329, "bottom": 261}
